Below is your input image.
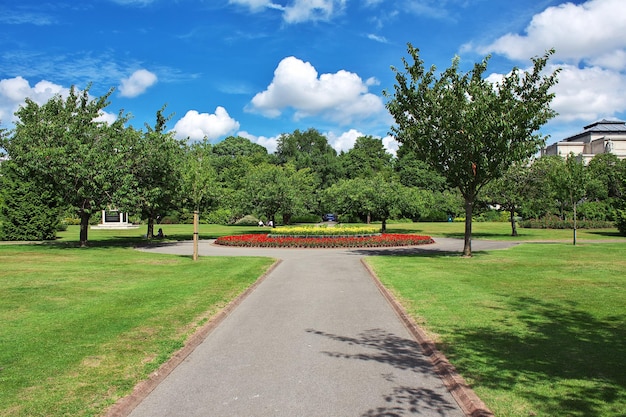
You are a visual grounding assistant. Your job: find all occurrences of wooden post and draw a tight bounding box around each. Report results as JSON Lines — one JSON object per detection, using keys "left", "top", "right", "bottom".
{"left": 193, "top": 210, "right": 199, "bottom": 261}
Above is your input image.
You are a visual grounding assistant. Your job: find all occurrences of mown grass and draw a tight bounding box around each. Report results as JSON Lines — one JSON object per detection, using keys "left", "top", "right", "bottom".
{"left": 384, "top": 221, "right": 625, "bottom": 241}
{"left": 366, "top": 242, "right": 626, "bottom": 416}
{"left": 0, "top": 244, "right": 274, "bottom": 417}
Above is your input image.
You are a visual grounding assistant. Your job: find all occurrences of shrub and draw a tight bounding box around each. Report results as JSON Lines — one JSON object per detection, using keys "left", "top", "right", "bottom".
{"left": 234, "top": 215, "right": 260, "bottom": 226}
{"left": 205, "top": 208, "right": 234, "bottom": 225}
{"left": 0, "top": 164, "right": 61, "bottom": 241}
{"left": 290, "top": 214, "right": 321, "bottom": 223}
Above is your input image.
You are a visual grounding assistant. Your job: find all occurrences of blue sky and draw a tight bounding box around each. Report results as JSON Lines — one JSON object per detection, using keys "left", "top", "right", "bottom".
{"left": 1, "top": 0, "right": 625, "bottom": 154}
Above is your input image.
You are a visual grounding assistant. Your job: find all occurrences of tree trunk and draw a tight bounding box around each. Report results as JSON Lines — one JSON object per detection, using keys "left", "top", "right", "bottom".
{"left": 381, "top": 218, "right": 387, "bottom": 233}
{"left": 367, "top": 211, "right": 371, "bottom": 224}
{"left": 510, "top": 208, "right": 518, "bottom": 237}
{"left": 463, "top": 197, "right": 473, "bottom": 257}
{"left": 147, "top": 216, "right": 155, "bottom": 239}
{"left": 79, "top": 210, "right": 90, "bottom": 248}
{"left": 573, "top": 201, "right": 577, "bottom": 246}
{"left": 193, "top": 210, "right": 199, "bottom": 261}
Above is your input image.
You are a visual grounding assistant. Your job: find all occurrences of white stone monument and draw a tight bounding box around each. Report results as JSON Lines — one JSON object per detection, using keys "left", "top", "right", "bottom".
{"left": 91, "top": 210, "right": 139, "bottom": 230}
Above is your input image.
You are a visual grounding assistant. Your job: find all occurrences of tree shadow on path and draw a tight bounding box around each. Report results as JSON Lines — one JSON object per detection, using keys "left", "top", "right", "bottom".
{"left": 307, "top": 328, "right": 462, "bottom": 416}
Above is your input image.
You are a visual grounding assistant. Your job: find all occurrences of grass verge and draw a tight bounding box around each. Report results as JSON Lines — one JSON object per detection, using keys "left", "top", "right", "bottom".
{"left": 0, "top": 244, "right": 274, "bottom": 417}
{"left": 365, "top": 242, "right": 626, "bottom": 416}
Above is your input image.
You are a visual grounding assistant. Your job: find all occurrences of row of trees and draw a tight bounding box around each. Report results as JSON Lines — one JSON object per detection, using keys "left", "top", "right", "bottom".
{"left": 2, "top": 45, "right": 625, "bottom": 254}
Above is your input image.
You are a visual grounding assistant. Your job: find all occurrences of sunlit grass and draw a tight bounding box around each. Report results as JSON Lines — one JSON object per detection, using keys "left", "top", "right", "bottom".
{"left": 366, "top": 243, "right": 626, "bottom": 416}
{"left": 0, "top": 245, "right": 274, "bottom": 417}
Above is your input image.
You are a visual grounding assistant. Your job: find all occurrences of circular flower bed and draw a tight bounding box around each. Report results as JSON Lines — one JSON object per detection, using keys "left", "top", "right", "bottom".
{"left": 214, "top": 233, "right": 434, "bottom": 248}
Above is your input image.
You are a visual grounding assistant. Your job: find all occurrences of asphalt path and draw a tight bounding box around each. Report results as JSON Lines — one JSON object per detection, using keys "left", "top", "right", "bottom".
{"left": 117, "top": 238, "right": 518, "bottom": 417}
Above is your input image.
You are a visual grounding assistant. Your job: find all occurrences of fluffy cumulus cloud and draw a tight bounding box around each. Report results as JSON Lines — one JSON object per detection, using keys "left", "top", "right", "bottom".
{"left": 238, "top": 130, "right": 280, "bottom": 153}
{"left": 474, "top": 0, "right": 626, "bottom": 65}
{"left": 0, "top": 76, "right": 120, "bottom": 127}
{"left": 249, "top": 56, "right": 384, "bottom": 125}
{"left": 325, "top": 129, "right": 363, "bottom": 153}
{"left": 173, "top": 107, "right": 240, "bottom": 141}
{"left": 472, "top": 0, "right": 626, "bottom": 124}
{"left": 0, "top": 76, "right": 68, "bottom": 123}
{"left": 118, "top": 69, "right": 157, "bottom": 98}
{"left": 228, "top": 0, "right": 346, "bottom": 23}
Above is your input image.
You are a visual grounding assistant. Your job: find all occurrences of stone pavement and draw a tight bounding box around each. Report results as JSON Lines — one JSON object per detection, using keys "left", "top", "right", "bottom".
{"left": 108, "top": 238, "right": 517, "bottom": 417}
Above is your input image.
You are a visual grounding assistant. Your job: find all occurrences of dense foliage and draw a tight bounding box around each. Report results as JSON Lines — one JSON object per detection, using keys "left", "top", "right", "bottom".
{"left": 385, "top": 44, "right": 559, "bottom": 255}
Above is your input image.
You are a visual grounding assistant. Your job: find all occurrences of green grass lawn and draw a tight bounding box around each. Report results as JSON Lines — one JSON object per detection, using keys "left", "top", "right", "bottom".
{"left": 384, "top": 220, "right": 625, "bottom": 241}
{"left": 366, "top": 242, "right": 626, "bottom": 417}
{"left": 0, "top": 244, "right": 275, "bottom": 417}
{"left": 2, "top": 222, "right": 625, "bottom": 416}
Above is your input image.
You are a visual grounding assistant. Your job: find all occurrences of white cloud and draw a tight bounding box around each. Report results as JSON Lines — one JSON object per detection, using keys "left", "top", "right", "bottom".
{"left": 367, "top": 34, "right": 388, "bottom": 43}
{"left": 173, "top": 107, "right": 240, "bottom": 141}
{"left": 228, "top": 0, "right": 279, "bottom": 12}
{"left": 474, "top": 0, "right": 626, "bottom": 65}
{"left": 0, "top": 76, "right": 68, "bottom": 123}
{"left": 249, "top": 56, "right": 384, "bottom": 125}
{"left": 325, "top": 129, "right": 363, "bottom": 153}
{"left": 469, "top": 0, "right": 626, "bottom": 126}
{"left": 382, "top": 135, "right": 399, "bottom": 156}
{"left": 0, "top": 76, "right": 122, "bottom": 127}
{"left": 283, "top": 0, "right": 346, "bottom": 23}
{"left": 549, "top": 64, "right": 626, "bottom": 122}
{"left": 118, "top": 69, "right": 157, "bottom": 98}
{"left": 238, "top": 130, "right": 279, "bottom": 153}
{"left": 229, "top": 0, "right": 345, "bottom": 23}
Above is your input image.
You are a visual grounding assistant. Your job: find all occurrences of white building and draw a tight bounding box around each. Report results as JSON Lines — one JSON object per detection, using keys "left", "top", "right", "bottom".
{"left": 542, "top": 119, "right": 626, "bottom": 164}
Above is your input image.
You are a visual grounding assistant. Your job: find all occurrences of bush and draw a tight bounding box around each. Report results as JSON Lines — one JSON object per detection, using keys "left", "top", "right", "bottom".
{"left": 205, "top": 208, "right": 234, "bottom": 225}
{"left": 290, "top": 214, "right": 321, "bottom": 223}
{"left": 616, "top": 209, "right": 626, "bottom": 236}
{"left": 0, "top": 172, "right": 61, "bottom": 241}
{"left": 234, "top": 215, "right": 260, "bottom": 226}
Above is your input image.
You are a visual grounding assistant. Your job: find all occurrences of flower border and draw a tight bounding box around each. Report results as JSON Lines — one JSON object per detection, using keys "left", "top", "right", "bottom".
{"left": 214, "top": 233, "right": 435, "bottom": 248}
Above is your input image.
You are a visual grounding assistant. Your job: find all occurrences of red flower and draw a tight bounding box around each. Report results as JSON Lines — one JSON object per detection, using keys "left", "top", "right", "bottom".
{"left": 214, "top": 234, "right": 434, "bottom": 248}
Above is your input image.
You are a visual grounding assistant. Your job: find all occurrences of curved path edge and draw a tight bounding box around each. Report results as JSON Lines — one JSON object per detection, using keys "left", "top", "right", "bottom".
{"left": 361, "top": 259, "right": 493, "bottom": 417}
{"left": 104, "top": 259, "right": 283, "bottom": 417}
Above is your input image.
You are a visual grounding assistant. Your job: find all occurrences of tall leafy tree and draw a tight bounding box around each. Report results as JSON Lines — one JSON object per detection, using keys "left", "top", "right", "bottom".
{"left": 385, "top": 44, "right": 559, "bottom": 256}
{"left": 275, "top": 128, "right": 342, "bottom": 189}
{"left": 4, "top": 86, "right": 130, "bottom": 246}
{"left": 341, "top": 135, "right": 393, "bottom": 179}
{"left": 117, "top": 107, "right": 184, "bottom": 238}
{"left": 243, "top": 163, "right": 317, "bottom": 225}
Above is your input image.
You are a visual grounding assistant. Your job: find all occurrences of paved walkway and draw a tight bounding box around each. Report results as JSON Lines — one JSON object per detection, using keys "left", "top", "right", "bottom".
{"left": 112, "top": 238, "right": 518, "bottom": 417}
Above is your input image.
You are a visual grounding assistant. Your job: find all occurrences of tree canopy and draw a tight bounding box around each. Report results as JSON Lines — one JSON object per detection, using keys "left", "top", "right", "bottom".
{"left": 385, "top": 44, "right": 559, "bottom": 255}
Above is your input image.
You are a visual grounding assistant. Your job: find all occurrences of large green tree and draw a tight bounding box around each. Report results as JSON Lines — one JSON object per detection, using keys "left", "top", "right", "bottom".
{"left": 116, "top": 107, "right": 184, "bottom": 239}
{"left": 340, "top": 135, "right": 393, "bottom": 179}
{"left": 3, "top": 86, "right": 130, "bottom": 246}
{"left": 385, "top": 44, "right": 559, "bottom": 255}
{"left": 275, "top": 128, "right": 342, "bottom": 189}
{"left": 243, "top": 163, "right": 317, "bottom": 225}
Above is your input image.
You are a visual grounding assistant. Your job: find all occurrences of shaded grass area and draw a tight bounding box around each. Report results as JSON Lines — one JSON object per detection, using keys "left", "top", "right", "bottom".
{"left": 52, "top": 224, "right": 266, "bottom": 247}
{"left": 0, "top": 245, "right": 274, "bottom": 417}
{"left": 366, "top": 243, "right": 626, "bottom": 416}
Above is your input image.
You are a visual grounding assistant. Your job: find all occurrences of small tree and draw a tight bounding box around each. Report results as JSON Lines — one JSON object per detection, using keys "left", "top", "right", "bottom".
{"left": 385, "top": 44, "right": 559, "bottom": 256}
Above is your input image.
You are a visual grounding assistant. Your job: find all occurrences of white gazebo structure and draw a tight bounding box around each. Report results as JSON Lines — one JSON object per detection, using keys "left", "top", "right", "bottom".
{"left": 91, "top": 209, "right": 139, "bottom": 230}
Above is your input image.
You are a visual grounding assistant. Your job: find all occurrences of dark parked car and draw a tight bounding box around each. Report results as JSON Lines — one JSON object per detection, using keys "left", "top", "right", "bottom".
{"left": 322, "top": 213, "right": 337, "bottom": 222}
